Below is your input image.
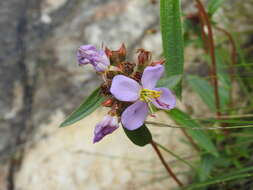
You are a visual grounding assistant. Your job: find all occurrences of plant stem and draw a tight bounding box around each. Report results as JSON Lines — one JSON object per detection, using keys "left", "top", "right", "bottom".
{"left": 155, "top": 142, "right": 197, "bottom": 171}
{"left": 146, "top": 121, "right": 253, "bottom": 130}
{"left": 181, "top": 129, "right": 200, "bottom": 152}
{"left": 150, "top": 140, "right": 184, "bottom": 187}
{"left": 215, "top": 27, "right": 237, "bottom": 79}
{"left": 195, "top": 0, "right": 221, "bottom": 118}
{"left": 198, "top": 12, "right": 208, "bottom": 53}
{"left": 215, "top": 26, "right": 237, "bottom": 108}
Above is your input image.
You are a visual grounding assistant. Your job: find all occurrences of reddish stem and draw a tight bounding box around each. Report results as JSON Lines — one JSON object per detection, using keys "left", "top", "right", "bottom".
{"left": 198, "top": 11, "right": 209, "bottom": 53}
{"left": 195, "top": 0, "right": 221, "bottom": 118}
{"left": 215, "top": 26, "right": 237, "bottom": 107}
{"left": 181, "top": 129, "right": 200, "bottom": 152}
{"left": 150, "top": 140, "right": 184, "bottom": 187}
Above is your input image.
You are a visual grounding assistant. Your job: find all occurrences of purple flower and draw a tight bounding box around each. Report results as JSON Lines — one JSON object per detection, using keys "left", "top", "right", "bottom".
{"left": 110, "top": 65, "right": 176, "bottom": 130}
{"left": 77, "top": 45, "right": 110, "bottom": 72}
{"left": 93, "top": 115, "right": 119, "bottom": 143}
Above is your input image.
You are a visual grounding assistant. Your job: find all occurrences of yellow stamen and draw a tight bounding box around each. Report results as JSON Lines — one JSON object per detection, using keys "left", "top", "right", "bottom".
{"left": 140, "top": 88, "right": 161, "bottom": 102}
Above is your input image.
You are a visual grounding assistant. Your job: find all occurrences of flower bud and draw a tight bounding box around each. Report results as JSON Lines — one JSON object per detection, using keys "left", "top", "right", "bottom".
{"left": 77, "top": 45, "right": 110, "bottom": 72}
{"left": 105, "top": 44, "right": 126, "bottom": 65}
{"left": 137, "top": 48, "right": 152, "bottom": 66}
{"left": 105, "top": 47, "right": 113, "bottom": 58}
{"left": 93, "top": 115, "right": 119, "bottom": 143}
{"left": 118, "top": 43, "right": 126, "bottom": 61}
{"left": 102, "top": 98, "right": 114, "bottom": 107}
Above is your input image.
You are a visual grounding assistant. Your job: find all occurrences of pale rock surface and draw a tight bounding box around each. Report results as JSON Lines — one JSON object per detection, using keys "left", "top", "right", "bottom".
{"left": 14, "top": 0, "right": 193, "bottom": 189}
{"left": 16, "top": 109, "right": 192, "bottom": 190}
{"left": 1, "top": 0, "right": 251, "bottom": 189}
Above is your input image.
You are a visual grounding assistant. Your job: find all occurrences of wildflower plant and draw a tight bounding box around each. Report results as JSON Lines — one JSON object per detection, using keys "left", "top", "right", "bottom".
{"left": 60, "top": 0, "right": 253, "bottom": 188}
{"left": 76, "top": 44, "right": 176, "bottom": 143}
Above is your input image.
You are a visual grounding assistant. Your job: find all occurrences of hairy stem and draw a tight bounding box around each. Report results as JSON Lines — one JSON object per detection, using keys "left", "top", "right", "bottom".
{"left": 150, "top": 140, "right": 184, "bottom": 187}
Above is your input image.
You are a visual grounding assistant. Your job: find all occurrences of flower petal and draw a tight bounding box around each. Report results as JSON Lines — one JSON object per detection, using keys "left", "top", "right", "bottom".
{"left": 93, "top": 115, "right": 119, "bottom": 143}
{"left": 141, "top": 65, "right": 164, "bottom": 89}
{"left": 152, "top": 88, "right": 176, "bottom": 110}
{"left": 77, "top": 45, "right": 110, "bottom": 72}
{"left": 121, "top": 101, "right": 149, "bottom": 130}
{"left": 110, "top": 75, "right": 141, "bottom": 102}
{"left": 79, "top": 45, "right": 97, "bottom": 52}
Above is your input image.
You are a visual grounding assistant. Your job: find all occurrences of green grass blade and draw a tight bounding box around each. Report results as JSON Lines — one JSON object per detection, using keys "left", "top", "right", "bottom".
{"left": 207, "top": 0, "right": 226, "bottom": 15}
{"left": 60, "top": 87, "right": 105, "bottom": 127}
{"left": 160, "top": 0, "right": 184, "bottom": 98}
{"left": 167, "top": 109, "right": 219, "bottom": 157}
{"left": 198, "top": 154, "right": 216, "bottom": 182}
{"left": 185, "top": 167, "right": 253, "bottom": 189}
{"left": 155, "top": 142, "right": 197, "bottom": 171}
{"left": 187, "top": 75, "right": 229, "bottom": 112}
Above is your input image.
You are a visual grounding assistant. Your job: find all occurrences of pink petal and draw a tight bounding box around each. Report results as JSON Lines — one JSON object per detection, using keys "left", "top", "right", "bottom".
{"left": 110, "top": 75, "right": 141, "bottom": 102}
{"left": 121, "top": 101, "right": 149, "bottom": 130}
{"left": 152, "top": 88, "right": 176, "bottom": 110}
{"left": 141, "top": 65, "right": 164, "bottom": 89}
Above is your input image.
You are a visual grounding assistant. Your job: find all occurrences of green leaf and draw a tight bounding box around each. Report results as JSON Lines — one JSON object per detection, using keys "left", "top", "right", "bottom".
{"left": 187, "top": 75, "right": 216, "bottom": 111}
{"left": 185, "top": 167, "right": 253, "bottom": 189}
{"left": 167, "top": 109, "right": 219, "bottom": 157}
{"left": 123, "top": 124, "right": 152, "bottom": 147}
{"left": 207, "top": 0, "right": 226, "bottom": 15}
{"left": 160, "top": 0, "right": 184, "bottom": 98}
{"left": 157, "top": 75, "right": 182, "bottom": 90}
{"left": 60, "top": 87, "right": 105, "bottom": 127}
{"left": 198, "top": 154, "right": 216, "bottom": 182}
{"left": 216, "top": 49, "right": 231, "bottom": 87}
{"left": 187, "top": 75, "right": 229, "bottom": 112}
{"left": 156, "top": 142, "right": 197, "bottom": 171}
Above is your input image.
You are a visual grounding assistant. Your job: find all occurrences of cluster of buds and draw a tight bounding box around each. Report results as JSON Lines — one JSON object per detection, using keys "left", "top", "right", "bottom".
{"left": 77, "top": 44, "right": 176, "bottom": 143}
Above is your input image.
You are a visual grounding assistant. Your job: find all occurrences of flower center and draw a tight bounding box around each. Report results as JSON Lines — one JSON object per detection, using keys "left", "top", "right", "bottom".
{"left": 140, "top": 88, "right": 161, "bottom": 102}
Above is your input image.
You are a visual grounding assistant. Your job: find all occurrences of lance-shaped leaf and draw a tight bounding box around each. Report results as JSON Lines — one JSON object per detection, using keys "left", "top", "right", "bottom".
{"left": 157, "top": 74, "right": 182, "bottom": 90}
{"left": 123, "top": 124, "right": 152, "bottom": 147}
{"left": 60, "top": 87, "right": 105, "bottom": 127}
{"left": 160, "top": 0, "right": 184, "bottom": 98}
{"left": 187, "top": 75, "right": 229, "bottom": 112}
{"left": 207, "top": 0, "right": 226, "bottom": 16}
{"left": 167, "top": 109, "right": 219, "bottom": 157}
{"left": 184, "top": 166, "right": 253, "bottom": 189}
{"left": 198, "top": 154, "right": 216, "bottom": 182}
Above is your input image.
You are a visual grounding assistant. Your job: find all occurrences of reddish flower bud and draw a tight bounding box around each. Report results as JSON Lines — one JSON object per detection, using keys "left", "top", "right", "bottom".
{"left": 105, "top": 47, "right": 113, "bottom": 57}
{"left": 104, "top": 44, "right": 127, "bottom": 65}
{"left": 102, "top": 98, "right": 114, "bottom": 107}
{"left": 118, "top": 43, "right": 126, "bottom": 59}
{"left": 137, "top": 48, "right": 152, "bottom": 66}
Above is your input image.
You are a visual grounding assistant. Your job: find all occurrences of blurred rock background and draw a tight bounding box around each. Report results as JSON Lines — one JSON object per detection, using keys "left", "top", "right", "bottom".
{"left": 0, "top": 0, "right": 252, "bottom": 189}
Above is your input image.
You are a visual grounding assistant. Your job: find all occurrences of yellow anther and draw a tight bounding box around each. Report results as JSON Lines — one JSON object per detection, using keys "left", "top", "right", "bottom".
{"left": 140, "top": 88, "right": 161, "bottom": 102}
